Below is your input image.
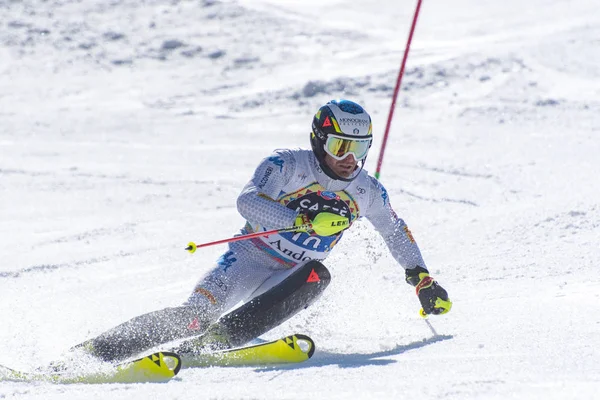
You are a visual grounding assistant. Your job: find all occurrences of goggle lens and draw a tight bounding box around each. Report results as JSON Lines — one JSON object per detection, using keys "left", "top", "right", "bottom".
{"left": 325, "top": 136, "right": 371, "bottom": 161}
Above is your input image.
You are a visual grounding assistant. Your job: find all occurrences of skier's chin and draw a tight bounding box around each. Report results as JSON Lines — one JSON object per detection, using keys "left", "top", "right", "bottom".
{"left": 333, "top": 165, "right": 357, "bottom": 178}
{"left": 337, "top": 169, "right": 353, "bottom": 178}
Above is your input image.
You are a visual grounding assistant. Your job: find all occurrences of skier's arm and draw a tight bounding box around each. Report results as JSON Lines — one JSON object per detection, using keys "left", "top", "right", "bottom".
{"left": 237, "top": 150, "right": 298, "bottom": 230}
{"left": 364, "top": 177, "right": 452, "bottom": 315}
{"left": 363, "top": 178, "right": 427, "bottom": 271}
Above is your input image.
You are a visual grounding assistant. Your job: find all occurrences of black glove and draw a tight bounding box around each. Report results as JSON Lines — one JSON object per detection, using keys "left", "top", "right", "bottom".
{"left": 406, "top": 266, "right": 452, "bottom": 316}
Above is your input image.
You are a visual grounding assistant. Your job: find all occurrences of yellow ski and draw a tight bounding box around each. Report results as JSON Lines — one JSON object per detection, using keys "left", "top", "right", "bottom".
{"left": 0, "top": 351, "right": 181, "bottom": 384}
{"left": 181, "top": 334, "right": 315, "bottom": 368}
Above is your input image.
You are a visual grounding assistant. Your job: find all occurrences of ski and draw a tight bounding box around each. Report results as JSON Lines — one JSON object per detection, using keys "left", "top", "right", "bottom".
{"left": 0, "top": 334, "right": 313, "bottom": 382}
{"left": 181, "top": 333, "right": 315, "bottom": 368}
{"left": 0, "top": 351, "right": 181, "bottom": 384}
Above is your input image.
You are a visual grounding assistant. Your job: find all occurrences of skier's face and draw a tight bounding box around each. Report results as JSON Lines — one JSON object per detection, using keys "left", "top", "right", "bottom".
{"left": 324, "top": 153, "right": 358, "bottom": 178}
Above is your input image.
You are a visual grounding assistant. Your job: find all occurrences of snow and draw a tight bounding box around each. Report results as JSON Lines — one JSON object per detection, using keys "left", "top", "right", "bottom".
{"left": 1, "top": 0, "right": 599, "bottom": 398}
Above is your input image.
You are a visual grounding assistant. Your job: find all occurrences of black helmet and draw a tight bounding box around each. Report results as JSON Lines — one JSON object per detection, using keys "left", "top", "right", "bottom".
{"left": 310, "top": 99, "right": 373, "bottom": 182}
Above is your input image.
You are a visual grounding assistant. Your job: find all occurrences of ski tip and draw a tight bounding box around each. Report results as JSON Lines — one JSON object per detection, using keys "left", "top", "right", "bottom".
{"left": 291, "top": 334, "right": 316, "bottom": 359}
{"left": 160, "top": 351, "right": 182, "bottom": 376}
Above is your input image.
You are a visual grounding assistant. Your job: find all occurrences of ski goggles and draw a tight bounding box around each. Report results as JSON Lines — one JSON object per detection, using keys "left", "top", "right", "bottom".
{"left": 324, "top": 135, "right": 372, "bottom": 161}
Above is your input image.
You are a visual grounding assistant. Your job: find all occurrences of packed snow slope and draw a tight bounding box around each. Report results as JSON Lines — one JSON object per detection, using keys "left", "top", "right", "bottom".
{"left": 1, "top": 0, "right": 599, "bottom": 399}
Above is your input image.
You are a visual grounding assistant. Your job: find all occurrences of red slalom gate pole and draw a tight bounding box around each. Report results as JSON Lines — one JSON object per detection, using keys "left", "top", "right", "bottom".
{"left": 375, "top": 0, "right": 424, "bottom": 180}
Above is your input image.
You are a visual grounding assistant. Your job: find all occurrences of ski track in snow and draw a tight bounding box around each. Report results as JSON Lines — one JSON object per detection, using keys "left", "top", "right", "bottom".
{"left": 1, "top": 0, "right": 600, "bottom": 399}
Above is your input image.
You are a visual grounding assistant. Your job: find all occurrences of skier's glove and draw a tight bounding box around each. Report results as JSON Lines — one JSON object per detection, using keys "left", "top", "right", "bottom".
{"left": 405, "top": 266, "right": 452, "bottom": 316}
{"left": 294, "top": 211, "right": 349, "bottom": 236}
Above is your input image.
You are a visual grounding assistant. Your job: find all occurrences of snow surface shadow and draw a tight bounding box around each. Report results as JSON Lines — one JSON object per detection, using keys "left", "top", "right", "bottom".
{"left": 259, "top": 334, "right": 453, "bottom": 372}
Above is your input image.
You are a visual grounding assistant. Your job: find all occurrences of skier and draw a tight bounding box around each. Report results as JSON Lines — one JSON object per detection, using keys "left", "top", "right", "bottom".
{"left": 76, "top": 99, "right": 452, "bottom": 362}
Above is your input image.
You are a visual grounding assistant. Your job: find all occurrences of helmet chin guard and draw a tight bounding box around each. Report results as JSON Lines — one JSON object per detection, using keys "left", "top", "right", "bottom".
{"left": 310, "top": 99, "right": 373, "bottom": 182}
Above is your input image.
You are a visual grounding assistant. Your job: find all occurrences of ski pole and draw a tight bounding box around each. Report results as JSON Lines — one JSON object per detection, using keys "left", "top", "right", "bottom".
{"left": 423, "top": 316, "right": 439, "bottom": 336}
{"left": 186, "top": 224, "right": 311, "bottom": 254}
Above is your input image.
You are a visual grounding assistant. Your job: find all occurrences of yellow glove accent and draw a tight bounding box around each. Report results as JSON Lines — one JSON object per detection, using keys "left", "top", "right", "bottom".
{"left": 420, "top": 298, "right": 453, "bottom": 318}
{"left": 434, "top": 297, "right": 453, "bottom": 314}
{"left": 295, "top": 212, "right": 349, "bottom": 236}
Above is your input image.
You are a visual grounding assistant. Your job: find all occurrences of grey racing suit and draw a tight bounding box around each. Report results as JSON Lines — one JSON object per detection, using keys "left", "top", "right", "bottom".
{"left": 185, "top": 148, "right": 427, "bottom": 322}
{"left": 78, "top": 148, "right": 429, "bottom": 362}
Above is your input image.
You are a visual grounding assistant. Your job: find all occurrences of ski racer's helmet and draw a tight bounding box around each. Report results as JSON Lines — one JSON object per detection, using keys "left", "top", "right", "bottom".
{"left": 310, "top": 99, "right": 373, "bottom": 182}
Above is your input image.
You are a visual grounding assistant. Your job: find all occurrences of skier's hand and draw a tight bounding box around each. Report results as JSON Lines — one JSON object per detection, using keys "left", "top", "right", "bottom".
{"left": 405, "top": 267, "right": 452, "bottom": 316}
{"left": 294, "top": 211, "right": 349, "bottom": 236}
